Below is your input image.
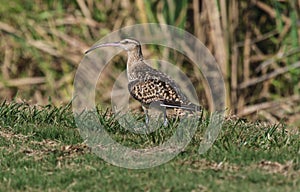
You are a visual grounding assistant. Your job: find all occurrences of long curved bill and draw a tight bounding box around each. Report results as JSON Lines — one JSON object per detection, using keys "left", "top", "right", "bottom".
{"left": 85, "top": 42, "right": 120, "bottom": 54}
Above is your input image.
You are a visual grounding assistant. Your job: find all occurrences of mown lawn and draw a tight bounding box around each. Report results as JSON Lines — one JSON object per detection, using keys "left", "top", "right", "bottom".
{"left": 0, "top": 101, "right": 299, "bottom": 191}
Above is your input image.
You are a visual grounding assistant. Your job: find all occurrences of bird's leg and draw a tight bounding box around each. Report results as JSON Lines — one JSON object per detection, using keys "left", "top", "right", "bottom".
{"left": 142, "top": 105, "right": 149, "bottom": 124}
{"left": 163, "top": 107, "right": 168, "bottom": 127}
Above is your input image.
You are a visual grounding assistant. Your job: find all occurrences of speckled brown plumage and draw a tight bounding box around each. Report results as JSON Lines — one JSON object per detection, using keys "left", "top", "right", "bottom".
{"left": 85, "top": 38, "right": 201, "bottom": 125}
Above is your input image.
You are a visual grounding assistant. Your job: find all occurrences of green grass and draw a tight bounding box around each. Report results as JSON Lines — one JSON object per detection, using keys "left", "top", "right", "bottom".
{"left": 0, "top": 101, "right": 299, "bottom": 191}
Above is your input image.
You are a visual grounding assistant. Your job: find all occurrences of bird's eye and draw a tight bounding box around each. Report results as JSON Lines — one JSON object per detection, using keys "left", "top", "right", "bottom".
{"left": 122, "top": 40, "right": 128, "bottom": 44}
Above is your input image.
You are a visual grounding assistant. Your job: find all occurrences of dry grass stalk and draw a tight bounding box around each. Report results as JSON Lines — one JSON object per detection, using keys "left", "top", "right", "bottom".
{"left": 238, "top": 61, "right": 300, "bottom": 89}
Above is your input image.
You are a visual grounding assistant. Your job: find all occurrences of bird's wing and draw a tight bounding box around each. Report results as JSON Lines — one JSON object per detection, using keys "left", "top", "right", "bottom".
{"left": 128, "top": 78, "right": 183, "bottom": 106}
{"left": 128, "top": 78, "right": 201, "bottom": 112}
{"left": 128, "top": 63, "right": 201, "bottom": 111}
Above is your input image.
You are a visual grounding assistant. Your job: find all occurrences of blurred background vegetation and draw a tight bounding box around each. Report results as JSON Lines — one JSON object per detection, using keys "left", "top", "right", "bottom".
{"left": 0, "top": 0, "right": 299, "bottom": 127}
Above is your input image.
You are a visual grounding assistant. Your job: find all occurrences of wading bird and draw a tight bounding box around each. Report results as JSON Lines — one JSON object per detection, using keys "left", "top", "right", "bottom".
{"left": 85, "top": 38, "right": 201, "bottom": 126}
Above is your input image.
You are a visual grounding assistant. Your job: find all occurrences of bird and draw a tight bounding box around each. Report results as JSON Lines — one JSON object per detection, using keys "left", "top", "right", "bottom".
{"left": 85, "top": 38, "right": 201, "bottom": 126}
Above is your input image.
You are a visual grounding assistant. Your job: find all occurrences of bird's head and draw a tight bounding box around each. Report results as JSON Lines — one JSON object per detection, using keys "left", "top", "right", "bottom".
{"left": 118, "top": 38, "right": 141, "bottom": 51}
{"left": 85, "top": 38, "right": 141, "bottom": 54}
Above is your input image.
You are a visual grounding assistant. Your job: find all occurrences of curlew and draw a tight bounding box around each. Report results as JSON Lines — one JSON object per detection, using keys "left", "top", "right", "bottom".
{"left": 85, "top": 38, "right": 201, "bottom": 126}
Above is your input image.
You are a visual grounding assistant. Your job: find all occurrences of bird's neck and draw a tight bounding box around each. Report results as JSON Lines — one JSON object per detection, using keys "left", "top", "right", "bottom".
{"left": 126, "top": 46, "right": 144, "bottom": 81}
{"left": 126, "top": 46, "right": 143, "bottom": 67}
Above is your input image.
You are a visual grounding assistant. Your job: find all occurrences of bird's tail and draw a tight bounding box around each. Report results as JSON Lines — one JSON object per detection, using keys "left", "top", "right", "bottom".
{"left": 160, "top": 103, "right": 201, "bottom": 112}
